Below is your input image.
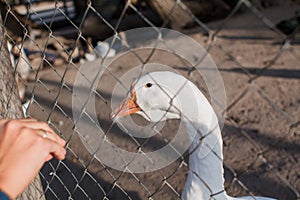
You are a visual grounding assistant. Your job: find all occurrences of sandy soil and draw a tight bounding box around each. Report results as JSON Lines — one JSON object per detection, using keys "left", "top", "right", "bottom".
{"left": 23, "top": 3, "right": 300, "bottom": 200}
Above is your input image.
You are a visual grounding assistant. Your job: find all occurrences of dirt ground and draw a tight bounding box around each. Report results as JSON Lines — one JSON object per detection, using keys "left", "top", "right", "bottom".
{"left": 23, "top": 3, "right": 300, "bottom": 200}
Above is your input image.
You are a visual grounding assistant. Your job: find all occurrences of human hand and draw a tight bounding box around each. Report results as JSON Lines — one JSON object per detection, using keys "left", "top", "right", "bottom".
{"left": 0, "top": 118, "right": 66, "bottom": 199}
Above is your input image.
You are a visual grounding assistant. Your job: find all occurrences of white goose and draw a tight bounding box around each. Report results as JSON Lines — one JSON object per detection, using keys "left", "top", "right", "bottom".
{"left": 112, "top": 71, "right": 276, "bottom": 200}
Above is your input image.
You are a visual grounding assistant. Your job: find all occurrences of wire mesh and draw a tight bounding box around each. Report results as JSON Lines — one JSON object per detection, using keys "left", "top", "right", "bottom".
{"left": 0, "top": 0, "right": 299, "bottom": 199}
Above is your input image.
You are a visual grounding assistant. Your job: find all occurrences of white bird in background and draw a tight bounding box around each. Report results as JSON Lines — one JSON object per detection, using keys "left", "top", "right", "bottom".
{"left": 111, "top": 71, "right": 276, "bottom": 200}
{"left": 7, "top": 41, "right": 31, "bottom": 100}
{"left": 7, "top": 41, "right": 31, "bottom": 81}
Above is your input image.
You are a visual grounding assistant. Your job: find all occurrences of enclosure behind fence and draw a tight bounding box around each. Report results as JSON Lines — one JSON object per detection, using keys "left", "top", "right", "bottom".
{"left": 0, "top": 0, "right": 299, "bottom": 199}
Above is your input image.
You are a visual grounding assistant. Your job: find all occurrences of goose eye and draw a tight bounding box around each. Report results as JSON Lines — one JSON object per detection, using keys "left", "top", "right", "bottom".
{"left": 145, "top": 83, "right": 153, "bottom": 88}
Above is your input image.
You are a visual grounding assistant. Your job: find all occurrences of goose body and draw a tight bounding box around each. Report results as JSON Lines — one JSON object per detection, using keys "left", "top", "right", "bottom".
{"left": 112, "top": 71, "right": 276, "bottom": 200}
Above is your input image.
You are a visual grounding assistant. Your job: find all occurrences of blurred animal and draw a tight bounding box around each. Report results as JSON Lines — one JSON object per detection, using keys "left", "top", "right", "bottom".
{"left": 7, "top": 40, "right": 31, "bottom": 100}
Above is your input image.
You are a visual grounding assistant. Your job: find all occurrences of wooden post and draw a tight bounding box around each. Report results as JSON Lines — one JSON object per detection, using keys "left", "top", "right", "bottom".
{"left": 0, "top": 12, "right": 46, "bottom": 200}
{"left": 149, "top": 0, "right": 193, "bottom": 29}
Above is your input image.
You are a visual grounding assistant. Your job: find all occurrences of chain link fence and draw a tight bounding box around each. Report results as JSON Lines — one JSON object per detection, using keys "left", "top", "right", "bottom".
{"left": 0, "top": 0, "right": 299, "bottom": 199}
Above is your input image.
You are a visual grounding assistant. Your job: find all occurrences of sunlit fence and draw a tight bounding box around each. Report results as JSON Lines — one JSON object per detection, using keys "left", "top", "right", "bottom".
{"left": 0, "top": 0, "right": 299, "bottom": 199}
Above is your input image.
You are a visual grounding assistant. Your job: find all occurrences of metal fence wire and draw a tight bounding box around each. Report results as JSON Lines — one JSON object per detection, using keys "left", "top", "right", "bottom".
{"left": 0, "top": 0, "right": 300, "bottom": 199}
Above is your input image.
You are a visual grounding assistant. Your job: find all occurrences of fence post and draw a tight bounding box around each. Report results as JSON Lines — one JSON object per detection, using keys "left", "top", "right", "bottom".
{"left": 0, "top": 12, "right": 46, "bottom": 200}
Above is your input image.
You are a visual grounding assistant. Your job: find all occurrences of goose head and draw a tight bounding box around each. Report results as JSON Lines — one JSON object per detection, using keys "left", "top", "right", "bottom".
{"left": 111, "top": 71, "right": 192, "bottom": 122}
{"left": 111, "top": 71, "right": 217, "bottom": 135}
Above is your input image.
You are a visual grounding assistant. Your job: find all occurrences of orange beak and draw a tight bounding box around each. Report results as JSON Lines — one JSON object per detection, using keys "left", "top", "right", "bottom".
{"left": 110, "top": 88, "right": 141, "bottom": 119}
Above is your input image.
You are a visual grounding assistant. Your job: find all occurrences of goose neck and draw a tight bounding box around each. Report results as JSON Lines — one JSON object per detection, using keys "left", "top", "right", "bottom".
{"left": 182, "top": 119, "right": 226, "bottom": 199}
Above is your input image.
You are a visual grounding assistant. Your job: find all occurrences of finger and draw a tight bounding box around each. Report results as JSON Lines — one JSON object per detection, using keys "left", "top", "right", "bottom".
{"left": 37, "top": 130, "right": 66, "bottom": 149}
{"left": 18, "top": 121, "right": 55, "bottom": 134}
{"left": 49, "top": 143, "right": 66, "bottom": 161}
{"left": 44, "top": 130, "right": 66, "bottom": 147}
{"left": 37, "top": 129, "right": 57, "bottom": 143}
{"left": 19, "top": 118, "right": 38, "bottom": 122}
{"left": 58, "top": 137, "right": 66, "bottom": 146}
{"left": 0, "top": 119, "right": 38, "bottom": 134}
{"left": 22, "top": 129, "right": 66, "bottom": 161}
{"left": 42, "top": 129, "right": 66, "bottom": 146}
{"left": 43, "top": 139, "right": 66, "bottom": 161}
{"left": 45, "top": 154, "right": 53, "bottom": 162}
{"left": 6, "top": 120, "right": 59, "bottom": 142}
{"left": 18, "top": 121, "right": 65, "bottom": 145}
